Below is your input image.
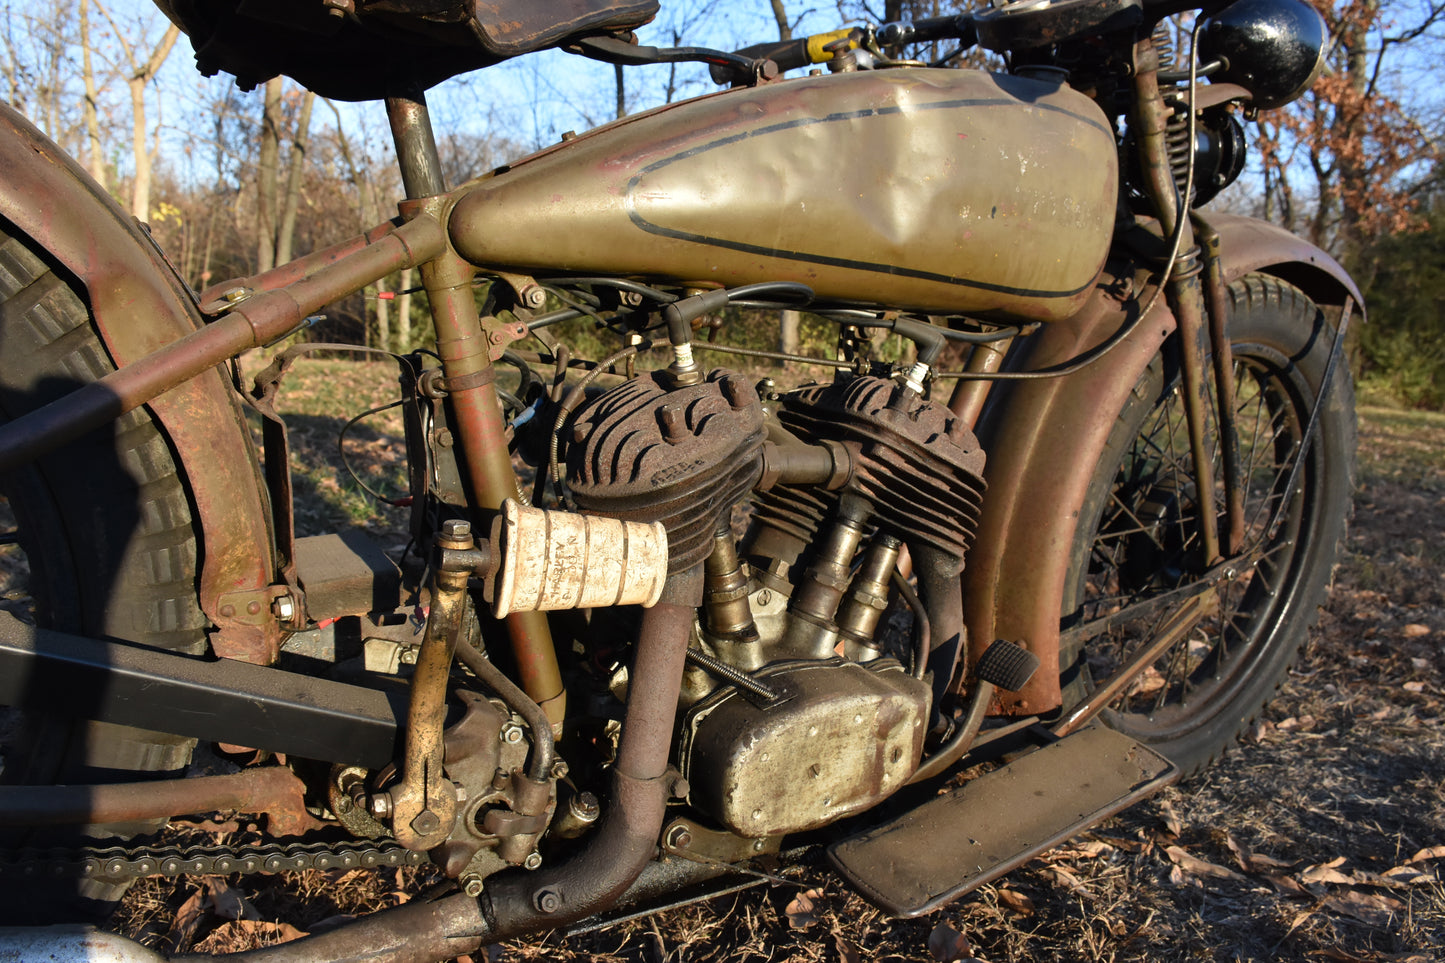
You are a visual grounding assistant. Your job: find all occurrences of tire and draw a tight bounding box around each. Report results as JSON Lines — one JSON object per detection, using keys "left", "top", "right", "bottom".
{"left": 0, "top": 221, "right": 209, "bottom": 922}
{"left": 1061, "top": 274, "right": 1355, "bottom": 775}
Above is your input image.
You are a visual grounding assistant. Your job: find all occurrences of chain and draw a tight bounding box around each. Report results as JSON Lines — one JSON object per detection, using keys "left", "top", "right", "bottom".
{"left": 0, "top": 839, "right": 428, "bottom": 882}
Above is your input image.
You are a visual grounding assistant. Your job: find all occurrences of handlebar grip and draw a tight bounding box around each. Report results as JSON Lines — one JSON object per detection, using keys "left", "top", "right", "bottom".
{"left": 877, "top": 14, "right": 977, "bottom": 47}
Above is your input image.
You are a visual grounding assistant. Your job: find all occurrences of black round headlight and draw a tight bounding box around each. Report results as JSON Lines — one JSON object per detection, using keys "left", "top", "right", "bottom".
{"left": 1199, "top": 0, "right": 1329, "bottom": 109}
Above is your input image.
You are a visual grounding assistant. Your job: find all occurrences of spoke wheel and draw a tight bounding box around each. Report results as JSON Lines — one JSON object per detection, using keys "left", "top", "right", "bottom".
{"left": 1061, "top": 275, "right": 1355, "bottom": 774}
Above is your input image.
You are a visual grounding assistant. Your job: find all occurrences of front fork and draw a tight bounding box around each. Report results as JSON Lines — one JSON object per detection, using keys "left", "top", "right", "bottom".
{"left": 1130, "top": 38, "right": 1245, "bottom": 566}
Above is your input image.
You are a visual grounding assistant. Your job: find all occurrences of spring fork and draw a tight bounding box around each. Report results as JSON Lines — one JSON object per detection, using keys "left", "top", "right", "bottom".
{"left": 1131, "top": 39, "right": 1223, "bottom": 566}
{"left": 1193, "top": 215, "right": 1247, "bottom": 556}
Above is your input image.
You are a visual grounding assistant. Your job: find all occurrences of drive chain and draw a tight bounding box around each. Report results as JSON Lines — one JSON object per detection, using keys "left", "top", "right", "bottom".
{"left": 0, "top": 839, "right": 428, "bottom": 882}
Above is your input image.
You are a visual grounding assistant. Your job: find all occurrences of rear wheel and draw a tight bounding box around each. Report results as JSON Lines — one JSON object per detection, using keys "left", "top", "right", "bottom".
{"left": 1061, "top": 275, "right": 1355, "bottom": 774}
{"left": 0, "top": 221, "right": 209, "bottom": 922}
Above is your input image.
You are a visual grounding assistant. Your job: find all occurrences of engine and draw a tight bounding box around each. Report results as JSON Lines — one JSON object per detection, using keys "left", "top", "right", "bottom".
{"left": 565, "top": 367, "right": 987, "bottom": 837}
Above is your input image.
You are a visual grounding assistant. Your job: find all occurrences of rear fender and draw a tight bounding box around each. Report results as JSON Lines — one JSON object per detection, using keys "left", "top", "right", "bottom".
{"left": 0, "top": 103, "right": 279, "bottom": 662}
{"left": 962, "top": 221, "right": 1360, "bottom": 715}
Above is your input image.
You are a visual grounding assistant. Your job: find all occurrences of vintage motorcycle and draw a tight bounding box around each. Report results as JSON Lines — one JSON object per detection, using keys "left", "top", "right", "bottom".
{"left": 0, "top": 0, "right": 1357, "bottom": 958}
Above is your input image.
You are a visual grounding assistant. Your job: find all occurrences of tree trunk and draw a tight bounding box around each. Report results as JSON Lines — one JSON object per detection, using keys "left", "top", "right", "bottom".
{"left": 120, "top": 21, "right": 180, "bottom": 221}
{"left": 275, "top": 89, "right": 315, "bottom": 265}
{"left": 79, "top": 0, "right": 107, "bottom": 188}
{"left": 396, "top": 267, "right": 414, "bottom": 352}
{"left": 256, "top": 77, "right": 284, "bottom": 272}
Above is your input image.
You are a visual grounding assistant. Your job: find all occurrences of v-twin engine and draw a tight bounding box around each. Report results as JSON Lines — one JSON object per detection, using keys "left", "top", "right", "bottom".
{"left": 565, "top": 368, "right": 987, "bottom": 836}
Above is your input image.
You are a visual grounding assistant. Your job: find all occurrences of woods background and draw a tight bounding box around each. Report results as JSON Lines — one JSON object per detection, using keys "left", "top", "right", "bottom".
{"left": 2, "top": 0, "right": 1442, "bottom": 406}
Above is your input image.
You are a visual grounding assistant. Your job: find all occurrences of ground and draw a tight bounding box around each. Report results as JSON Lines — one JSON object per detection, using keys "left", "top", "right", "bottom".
{"left": 71, "top": 363, "right": 1445, "bottom": 961}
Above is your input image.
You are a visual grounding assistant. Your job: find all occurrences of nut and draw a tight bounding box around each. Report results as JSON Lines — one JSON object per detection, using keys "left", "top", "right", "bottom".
{"left": 410, "top": 809, "right": 442, "bottom": 836}
{"left": 441, "top": 519, "right": 472, "bottom": 539}
{"left": 462, "top": 874, "right": 484, "bottom": 898}
{"left": 534, "top": 889, "right": 562, "bottom": 914}
{"left": 501, "top": 723, "right": 525, "bottom": 745}
{"left": 523, "top": 852, "right": 543, "bottom": 870}
{"left": 665, "top": 825, "right": 693, "bottom": 850}
{"left": 368, "top": 793, "right": 393, "bottom": 819}
{"left": 273, "top": 595, "right": 296, "bottom": 621}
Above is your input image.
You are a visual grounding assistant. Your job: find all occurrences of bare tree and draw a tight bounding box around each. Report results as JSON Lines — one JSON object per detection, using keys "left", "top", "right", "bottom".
{"left": 79, "top": 0, "right": 107, "bottom": 187}
{"left": 96, "top": 0, "right": 180, "bottom": 220}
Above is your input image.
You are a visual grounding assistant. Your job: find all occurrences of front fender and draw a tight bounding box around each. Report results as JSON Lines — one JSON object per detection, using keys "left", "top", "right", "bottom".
{"left": 0, "top": 103, "right": 278, "bottom": 662}
{"left": 962, "top": 222, "right": 1360, "bottom": 715}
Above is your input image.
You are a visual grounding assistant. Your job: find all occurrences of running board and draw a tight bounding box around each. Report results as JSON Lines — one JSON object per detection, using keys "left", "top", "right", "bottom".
{"left": 827, "top": 725, "right": 1177, "bottom": 917}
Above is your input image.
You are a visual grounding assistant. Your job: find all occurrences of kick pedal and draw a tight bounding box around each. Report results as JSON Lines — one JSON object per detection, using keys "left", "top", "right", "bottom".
{"left": 827, "top": 725, "right": 1177, "bottom": 917}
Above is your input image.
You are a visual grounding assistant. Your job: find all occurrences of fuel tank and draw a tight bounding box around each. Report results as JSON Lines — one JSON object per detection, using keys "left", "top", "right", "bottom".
{"left": 449, "top": 68, "right": 1118, "bottom": 321}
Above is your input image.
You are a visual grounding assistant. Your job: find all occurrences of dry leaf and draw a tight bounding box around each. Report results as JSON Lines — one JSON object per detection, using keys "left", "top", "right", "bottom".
{"left": 834, "top": 934, "right": 864, "bottom": 963}
{"left": 194, "top": 920, "right": 307, "bottom": 952}
{"left": 1321, "top": 889, "right": 1405, "bottom": 927}
{"left": 1402, "top": 623, "right": 1431, "bottom": 638}
{"left": 1403, "top": 681, "right": 1427, "bottom": 693}
{"left": 1158, "top": 797, "right": 1184, "bottom": 837}
{"left": 1266, "top": 873, "right": 1309, "bottom": 897}
{"left": 1042, "top": 864, "right": 1087, "bottom": 893}
{"left": 1382, "top": 865, "right": 1437, "bottom": 886}
{"left": 997, "top": 888, "right": 1035, "bottom": 916}
{"left": 166, "top": 886, "right": 209, "bottom": 953}
{"left": 1165, "top": 845, "right": 1247, "bottom": 882}
{"left": 205, "top": 878, "right": 261, "bottom": 922}
{"left": 1222, "top": 834, "right": 1294, "bottom": 874}
{"left": 1407, "top": 845, "right": 1445, "bottom": 864}
{"left": 927, "top": 922, "right": 975, "bottom": 962}
{"left": 1300, "top": 857, "right": 1353, "bottom": 887}
{"left": 785, "top": 888, "right": 823, "bottom": 930}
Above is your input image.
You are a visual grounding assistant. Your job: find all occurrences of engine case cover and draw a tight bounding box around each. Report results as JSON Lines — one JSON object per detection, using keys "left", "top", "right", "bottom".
{"left": 679, "top": 658, "right": 930, "bottom": 837}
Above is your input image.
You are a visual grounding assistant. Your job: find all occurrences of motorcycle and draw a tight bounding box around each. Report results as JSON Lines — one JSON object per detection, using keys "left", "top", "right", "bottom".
{"left": 0, "top": 0, "right": 1358, "bottom": 958}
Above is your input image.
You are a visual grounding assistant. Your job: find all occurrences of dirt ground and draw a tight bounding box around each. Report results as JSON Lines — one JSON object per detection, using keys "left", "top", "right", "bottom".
{"left": 85, "top": 366, "right": 1445, "bottom": 962}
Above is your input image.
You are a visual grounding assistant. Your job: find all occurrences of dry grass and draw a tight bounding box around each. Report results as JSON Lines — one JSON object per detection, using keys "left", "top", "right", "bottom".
{"left": 90, "top": 366, "right": 1445, "bottom": 961}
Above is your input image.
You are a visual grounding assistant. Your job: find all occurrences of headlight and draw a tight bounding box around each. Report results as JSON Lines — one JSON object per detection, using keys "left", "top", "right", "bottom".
{"left": 1199, "top": 0, "right": 1330, "bottom": 110}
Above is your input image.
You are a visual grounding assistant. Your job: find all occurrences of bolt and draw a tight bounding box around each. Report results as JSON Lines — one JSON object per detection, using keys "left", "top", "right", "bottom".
{"left": 273, "top": 595, "right": 295, "bottom": 621}
{"left": 756, "top": 589, "right": 773, "bottom": 607}
{"left": 400, "top": 647, "right": 418, "bottom": 665}
{"left": 410, "top": 809, "right": 442, "bottom": 836}
{"left": 657, "top": 404, "right": 689, "bottom": 445}
{"left": 442, "top": 519, "right": 472, "bottom": 539}
{"left": 524, "top": 287, "right": 547, "bottom": 309}
{"left": 501, "top": 723, "right": 524, "bottom": 744}
{"left": 560, "top": 130, "right": 578, "bottom": 142}
{"left": 434, "top": 428, "right": 454, "bottom": 448}
{"left": 489, "top": 330, "right": 507, "bottom": 345}
{"left": 335, "top": 795, "right": 353, "bottom": 814}
{"left": 720, "top": 375, "right": 754, "bottom": 410}
{"left": 247, "top": 600, "right": 262, "bottom": 616}
{"left": 534, "top": 889, "right": 562, "bottom": 914}
{"left": 219, "top": 604, "right": 236, "bottom": 618}
{"left": 222, "top": 287, "right": 249, "bottom": 303}
{"left": 368, "top": 793, "right": 393, "bottom": 819}
{"left": 462, "top": 874, "right": 484, "bottom": 898}
{"left": 524, "top": 852, "right": 543, "bottom": 870}
{"left": 665, "top": 825, "right": 693, "bottom": 850}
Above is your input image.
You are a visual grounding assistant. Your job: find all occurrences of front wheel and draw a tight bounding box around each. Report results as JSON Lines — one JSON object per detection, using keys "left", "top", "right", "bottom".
{"left": 1061, "top": 274, "right": 1355, "bottom": 775}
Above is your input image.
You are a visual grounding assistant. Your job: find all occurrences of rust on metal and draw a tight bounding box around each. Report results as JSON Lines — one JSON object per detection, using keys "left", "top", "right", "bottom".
{"left": 390, "top": 523, "right": 474, "bottom": 851}
{"left": 961, "top": 264, "right": 1175, "bottom": 715}
{"left": 0, "top": 102, "right": 277, "bottom": 661}
{"left": 198, "top": 219, "right": 402, "bottom": 311}
{"left": 417, "top": 229, "right": 567, "bottom": 730}
{"left": 0, "top": 767, "right": 324, "bottom": 838}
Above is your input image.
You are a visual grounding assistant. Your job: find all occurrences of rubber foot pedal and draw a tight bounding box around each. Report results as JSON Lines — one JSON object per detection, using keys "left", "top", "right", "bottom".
{"left": 975, "top": 639, "right": 1039, "bottom": 692}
